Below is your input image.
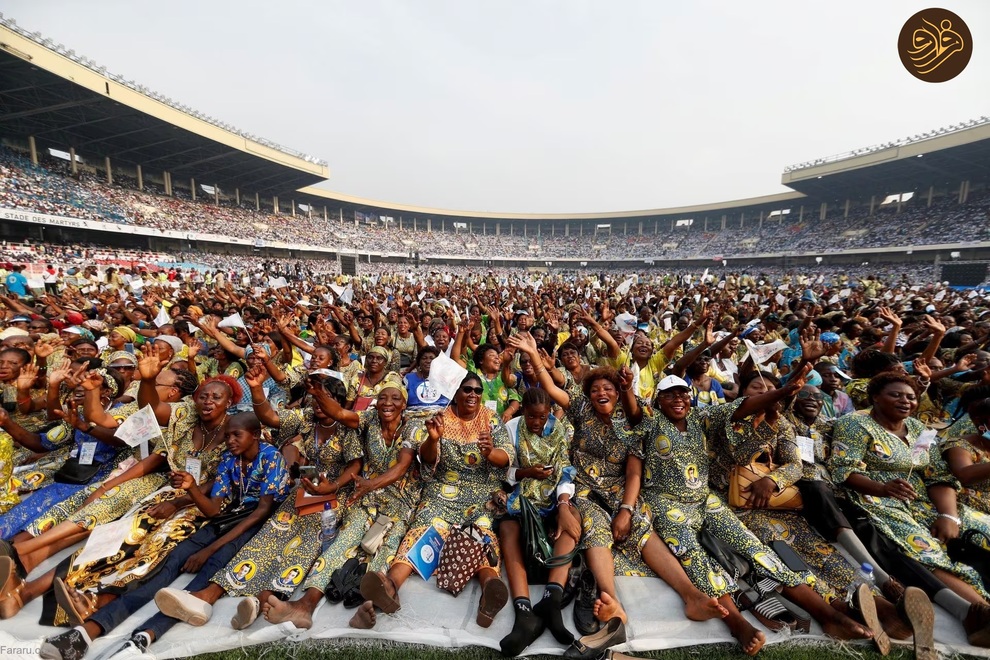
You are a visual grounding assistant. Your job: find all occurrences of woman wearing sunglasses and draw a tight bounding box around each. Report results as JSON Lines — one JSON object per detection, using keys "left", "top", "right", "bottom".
{"left": 359, "top": 372, "right": 513, "bottom": 629}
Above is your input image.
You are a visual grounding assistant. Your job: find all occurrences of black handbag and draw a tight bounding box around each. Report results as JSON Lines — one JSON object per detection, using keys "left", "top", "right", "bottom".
{"left": 699, "top": 524, "right": 751, "bottom": 581}
{"left": 209, "top": 501, "right": 257, "bottom": 534}
{"left": 53, "top": 457, "right": 103, "bottom": 485}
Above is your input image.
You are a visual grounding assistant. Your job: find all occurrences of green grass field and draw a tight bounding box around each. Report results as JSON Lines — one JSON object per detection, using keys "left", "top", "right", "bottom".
{"left": 191, "top": 640, "right": 941, "bottom": 660}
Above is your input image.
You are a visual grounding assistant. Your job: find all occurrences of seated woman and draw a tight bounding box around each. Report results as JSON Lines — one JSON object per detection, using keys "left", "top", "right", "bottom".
{"left": 831, "top": 373, "right": 990, "bottom": 629}
{"left": 19, "top": 352, "right": 240, "bottom": 626}
{"left": 641, "top": 375, "right": 874, "bottom": 655}
{"left": 509, "top": 334, "right": 726, "bottom": 637}
{"left": 149, "top": 368, "right": 361, "bottom": 630}
{"left": 497, "top": 388, "right": 582, "bottom": 656}
{"left": 707, "top": 369, "right": 912, "bottom": 644}
{"left": 941, "top": 385, "right": 990, "bottom": 516}
{"left": 359, "top": 373, "right": 512, "bottom": 629}
{"left": 0, "top": 368, "right": 196, "bottom": 617}
{"left": 0, "top": 367, "right": 129, "bottom": 541}
{"left": 36, "top": 412, "right": 290, "bottom": 660}
{"left": 263, "top": 373, "right": 421, "bottom": 631}
{"left": 403, "top": 347, "right": 449, "bottom": 410}
{"left": 348, "top": 346, "right": 393, "bottom": 409}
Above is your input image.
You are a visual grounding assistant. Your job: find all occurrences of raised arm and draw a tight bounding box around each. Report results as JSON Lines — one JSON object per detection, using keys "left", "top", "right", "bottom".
{"left": 245, "top": 366, "right": 282, "bottom": 428}
{"left": 919, "top": 316, "right": 946, "bottom": 364}
{"left": 137, "top": 345, "right": 173, "bottom": 426}
{"left": 0, "top": 407, "right": 46, "bottom": 452}
{"left": 877, "top": 307, "right": 903, "bottom": 356}
{"left": 507, "top": 333, "right": 571, "bottom": 410}
{"left": 309, "top": 379, "right": 360, "bottom": 428}
{"left": 199, "top": 317, "right": 246, "bottom": 359}
{"left": 731, "top": 363, "right": 810, "bottom": 421}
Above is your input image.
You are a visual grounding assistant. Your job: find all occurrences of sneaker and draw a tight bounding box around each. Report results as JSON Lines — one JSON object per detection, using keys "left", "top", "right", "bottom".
{"left": 39, "top": 628, "right": 89, "bottom": 660}
{"left": 572, "top": 569, "right": 600, "bottom": 636}
{"left": 154, "top": 588, "right": 213, "bottom": 626}
{"left": 92, "top": 632, "right": 152, "bottom": 660}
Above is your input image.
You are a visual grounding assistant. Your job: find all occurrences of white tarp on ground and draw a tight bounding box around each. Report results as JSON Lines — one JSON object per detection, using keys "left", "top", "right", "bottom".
{"left": 0, "top": 542, "right": 988, "bottom": 659}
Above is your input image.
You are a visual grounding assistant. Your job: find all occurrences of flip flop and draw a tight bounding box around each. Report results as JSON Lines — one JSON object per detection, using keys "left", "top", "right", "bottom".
{"left": 737, "top": 590, "right": 798, "bottom": 632}
{"left": 231, "top": 596, "right": 260, "bottom": 630}
{"left": 900, "top": 586, "right": 936, "bottom": 660}
{"left": 853, "top": 583, "right": 890, "bottom": 656}
{"left": 360, "top": 571, "right": 400, "bottom": 614}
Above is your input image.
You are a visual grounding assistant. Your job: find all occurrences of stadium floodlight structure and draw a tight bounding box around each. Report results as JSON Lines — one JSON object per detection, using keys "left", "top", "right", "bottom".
{"left": 783, "top": 114, "right": 990, "bottom": 172}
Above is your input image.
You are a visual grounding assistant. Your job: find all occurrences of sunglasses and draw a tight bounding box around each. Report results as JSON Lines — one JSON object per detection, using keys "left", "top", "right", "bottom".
{"left": 658, "top": 390, "right": 691, "bottom": 401}
{"left": 460, "top": 385, "right": 484, "bottom": 395}
{"left": 796, "top": 390, "right": 824, "bottom": 401}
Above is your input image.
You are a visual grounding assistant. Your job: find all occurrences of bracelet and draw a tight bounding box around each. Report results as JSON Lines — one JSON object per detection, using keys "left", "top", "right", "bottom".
{"left": 937, "top": 513, "right": 962, "bottom": 525}
{"left": 618, "top": 503, "right": 635, "bottom": 513}
{"left": 557, "top": 499, "right": 574, "bottom": 507}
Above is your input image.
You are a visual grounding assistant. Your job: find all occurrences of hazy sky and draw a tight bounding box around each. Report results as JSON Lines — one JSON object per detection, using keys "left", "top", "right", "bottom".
{"left": 6, "top": 1, "right": 989, "bottom": 213}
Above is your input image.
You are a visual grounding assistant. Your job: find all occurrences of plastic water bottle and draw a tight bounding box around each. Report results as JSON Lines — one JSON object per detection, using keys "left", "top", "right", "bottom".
{"left": 847, "top": 562, "right": 875, "bottom": 601}
{"left": 319, "top": 502, "right": 338, "bottom": 550}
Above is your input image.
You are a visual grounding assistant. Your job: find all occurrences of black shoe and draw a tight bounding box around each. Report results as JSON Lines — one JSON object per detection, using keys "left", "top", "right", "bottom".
{"left": 563, "top": 617, "right": 626, "bottom": 659}
{"left": 500, "top": 603, "right": 545, "bottom": 657}
{"left": 560, "top": 552, "right": 584, "bottom": 608}
{"left": 39, "top": 628, "right": 90, "bottom": 660}
{"left": 572, "top": 569, "right": 600, "bottom": 636}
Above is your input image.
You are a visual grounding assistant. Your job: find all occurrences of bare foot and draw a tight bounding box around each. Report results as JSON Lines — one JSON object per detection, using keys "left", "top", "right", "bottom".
{"left": 822, "top": 603, "right": 873, "bottom": 641}
{"left": 593, "top": 592, "right": 627, "bottom": 624}
{"left": 349, "top": 600, "right": 377, "bottom": 629}
{"left": 875, "top": 595, "right": 912, "bottom": 640}
{"left": 683, "top": 593, "right": 728, "bottom": 621}
{"left": 263, "top": 594, "right": 313, "bottom": 629}
{"left": 726, "top": 614, "right": 766, "bottom": 656}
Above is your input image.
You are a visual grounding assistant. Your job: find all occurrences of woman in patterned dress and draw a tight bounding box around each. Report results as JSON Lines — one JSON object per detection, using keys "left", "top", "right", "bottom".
{"left": 264, "top": 372, "right": 422, "bottom": 631}
{"left": 941, "top": 387, "right": 990, "bottom": 515}
{"left": 146, "top": 368, "right": 361, "bottom": 631}
{"left": 641, "top": 376, "right": 872, "bottom": 654}
{"left": 508, "top": 333, "right": 726, "bottom": 630}
{"left": 496, "top": 387, "right": 583, "bottom": 656}
{"left": 2, "top": 370, "right": 196, "bottom": 581}
{"left": 359, "top": 372, "right": 513, "bottom": 629}
{"left": 22, "top": 348, "right": 239, "bottom": 626}
{"left": 831, "top": 373, "right": 990, "bottom": 604}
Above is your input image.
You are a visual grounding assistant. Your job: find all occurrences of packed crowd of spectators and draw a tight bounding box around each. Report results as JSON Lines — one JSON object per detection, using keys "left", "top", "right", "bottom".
{"left": 1, "top": 146, "right": 988, "bottom": 261}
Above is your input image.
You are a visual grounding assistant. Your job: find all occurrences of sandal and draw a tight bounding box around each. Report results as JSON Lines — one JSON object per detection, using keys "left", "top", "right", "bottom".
{"left": 54, "top": 577, "right": 98, "bottom": 627}
{"left": 476, "top": 577, "right": 508, "bottom": 628}
{"left": 359, "top": 571, "right": 400, "bottom": 614}
{"left": 736, "top": 589, "right": 797, "bottom": 633}
{"left": 0, "top": 557, "right": 25, "bottom": 619}
{"left": 853, "top": 583, "right": 890, "bottom": 656}
{"left": 899, "top": 586, "right": 936, "bottom": 660}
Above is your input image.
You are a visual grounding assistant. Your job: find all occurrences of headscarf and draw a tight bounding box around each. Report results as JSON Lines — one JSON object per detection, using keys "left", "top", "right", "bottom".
{"left": 92, "top": 368, "right": 120, "bottom": 399}
{"left": 112, "top": 326, "right": 137, "bottom": 343}
{"left": 378, "top": 372, "right": 408, "bottom": 401}
{"left": 367, "top": 346, "right": 390, "bottom": 359}
{"left": 107, "top": 351, "right": 138, "bottom": 367}
{"left": 154, "top": 335, "right": 184, "bottom": 356}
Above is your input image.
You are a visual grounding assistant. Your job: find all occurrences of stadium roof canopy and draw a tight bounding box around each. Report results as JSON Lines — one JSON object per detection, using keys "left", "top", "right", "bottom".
{"left": 0, "top": 22, "right": 328, "bottom": 196}
{"left": 782, "top": 119, "right": 990, "bottom": 200}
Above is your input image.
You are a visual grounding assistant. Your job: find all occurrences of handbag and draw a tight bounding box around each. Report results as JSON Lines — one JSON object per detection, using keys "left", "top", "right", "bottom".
{"left": 728, "top": 460, "right": 803, "bottom": 510}
{"left": 360, "top": 515, "right": 394, "bottom": 555}
{"left": 54, "top": 457, "right": 103, "bottom": 485}
{"left": 435, "top": 524, "right": 488, "bottom": 597}
{"left": 210, "top": 501, "right": 258, "bottom": 534}
{"left": 294, "top": 488, "right": 338, "bottom": 516}
{"left": 699, "top": 524, "right": 751, "bottom": 580}
{"left": 519, "top": 495, "right": 578, "bottom": 569}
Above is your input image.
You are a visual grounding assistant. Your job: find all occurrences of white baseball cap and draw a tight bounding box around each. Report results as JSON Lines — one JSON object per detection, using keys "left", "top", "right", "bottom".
{"left": 657, "top": 375, "right": 690, "bottom": 392}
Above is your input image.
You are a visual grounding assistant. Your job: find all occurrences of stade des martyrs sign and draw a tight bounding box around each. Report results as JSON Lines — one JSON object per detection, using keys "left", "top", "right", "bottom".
{"left": 0, "top": 207, "right": 330, "bottom": 255}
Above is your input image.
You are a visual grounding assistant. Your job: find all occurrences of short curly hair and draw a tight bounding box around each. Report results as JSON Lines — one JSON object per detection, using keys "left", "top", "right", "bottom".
{"left": 581, "top": 366, "right": 622, "bottom": 400}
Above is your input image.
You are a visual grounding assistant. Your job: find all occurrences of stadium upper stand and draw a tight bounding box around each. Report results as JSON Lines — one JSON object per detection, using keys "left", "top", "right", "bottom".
{"left": 0, "top": 16, "right": 988, "bottom": 269}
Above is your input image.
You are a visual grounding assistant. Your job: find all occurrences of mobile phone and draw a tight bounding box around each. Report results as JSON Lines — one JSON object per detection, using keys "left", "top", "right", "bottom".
{"left": 299, "top": 465, "right": 320, "bottom": 482}
{"left": 125, "top": 343, "right": 135, "bottom": 354}
{"left": 770, "top": 540, "right": 811, "bottom": 573}
{"left": 542, "top": 465, "right": 554, "bottom": 471}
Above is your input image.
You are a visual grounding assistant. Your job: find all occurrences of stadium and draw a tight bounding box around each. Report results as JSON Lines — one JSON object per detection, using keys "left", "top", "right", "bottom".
{"left": 3, "top": 9, "right": 990, "bottom": 660}
{"left": 0, "top": 17, "right": 988, "bottom": 281}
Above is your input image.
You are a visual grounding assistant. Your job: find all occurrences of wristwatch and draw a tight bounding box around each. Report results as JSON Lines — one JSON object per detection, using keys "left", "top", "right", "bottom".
{"left": 619, "top": 503, "right": 635, "bottom": 513}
